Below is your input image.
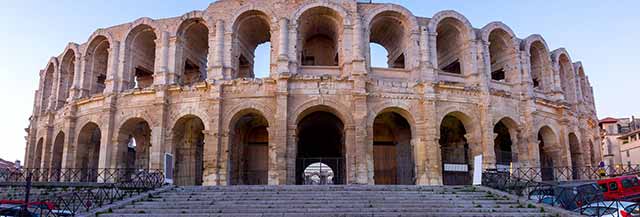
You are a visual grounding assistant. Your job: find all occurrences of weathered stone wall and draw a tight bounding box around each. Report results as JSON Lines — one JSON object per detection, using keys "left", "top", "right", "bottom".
{"left": 25, "top": 0, "right": 601, "bottom": 185}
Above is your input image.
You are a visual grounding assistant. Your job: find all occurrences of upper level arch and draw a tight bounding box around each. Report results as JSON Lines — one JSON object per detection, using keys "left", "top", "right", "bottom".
{"left": 364, "top": 4, "right": 419, "bottom": 71}
{"left": 57, "top": 45, "right": 79, "bottom": 108}
{"left": 552, "top": 48, "right": 577, "bottom": 103}
{"left": 293, "top": 4, "right": 348, "bottom": 67}
{"left": 175, "top": 16, "right": 210, "bottom": 85}
{"left": 521, "top": 34, "right": 553, "bottom": 92}
{"left": 573, "top": 62, "right": 590, "bottom": 101}
{"left": 428, "top": 10, "right": 475, "bottom": 76}
{"left": 480, "top": 22, "right": 519, "bottom": 83}
{"left": 122, "top": 18, "right": 162, "bottom": 90}
{"left": 83, "top": 34, "right": 111, "bottom": 96}
{"left": 40, "top": 58, "right": 59, "bottom": 114}
{"left": 230, "top": 9, "right": 275, "bottom": 79}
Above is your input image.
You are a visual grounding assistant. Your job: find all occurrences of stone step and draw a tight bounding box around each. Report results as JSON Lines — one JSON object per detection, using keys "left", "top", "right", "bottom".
{"left": 124, "top": 202, "right": 521, "bottom": 210}
{"left": 99, "top": 212, "right": 551, "bottom": 217}
{"left": 130, "top": 200, "right": 517, "bottom": 207}
{"left": 111, "top": 207, "right": 543, "bottom": 214}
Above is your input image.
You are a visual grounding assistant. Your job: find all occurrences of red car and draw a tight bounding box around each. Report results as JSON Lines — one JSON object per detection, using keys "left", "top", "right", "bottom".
{"left": 597, "top": 175, "right": 640, "bottom": 202}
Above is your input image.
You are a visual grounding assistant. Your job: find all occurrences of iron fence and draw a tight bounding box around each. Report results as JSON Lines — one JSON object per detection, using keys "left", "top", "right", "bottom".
{"left": 482, "top": 170, "right": 639, "bottom": 216}
{"left": 493, "top": 164, "right": 640, "bottom": 182}
{"left": 0, "top": 168, "right": 165, "bottom": 217}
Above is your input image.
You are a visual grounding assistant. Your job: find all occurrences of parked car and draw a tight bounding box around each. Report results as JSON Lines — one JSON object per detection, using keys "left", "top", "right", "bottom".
{"left": 528, "top": 187, "right": 555, "bottom": 205}
{"left": 556, "top": 182, "right": 604, "bottom": 210}
{"left": 574, "top": 201, "right": 640, "bottom": 217}
{"left": 598, "top": 176, "right": 640, "bottom": 202}
{"left": 0, "top": 204, "right": 38, "bottom": 217}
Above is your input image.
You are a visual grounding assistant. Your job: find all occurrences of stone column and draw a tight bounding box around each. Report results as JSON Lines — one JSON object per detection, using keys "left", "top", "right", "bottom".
{"left": 60, "top": 106, "right": 77, "bottom": 169}
{"left": 105, "top": 41, "right": 120, "bottom": 94}
{"left": 271, "top": 77, "right": 289, "bottom": 185}
{"left": 276, "top": 19, "right": 290, "bottom": 76}
{"left": 99, "top": 97, "right": 117, "bottom": 169}
{"left": 166, "top": 36, "right": 179, "bottom": 85}
{"left": 425, "top": 100, "right": 442, "bottom": 185}
{"left": 149, "top": 94, "right": 168, "bottom": 170}
{"left": 69, "top": 55, "right": 83, "bottom": 100}
{"left": 353, "top": 94, "right": 368, "bottom": 184}
{"left": 40, "top": 124, "right": 53, "bottom": 169}
{"left": 209, "top": 20, "right": 225, "bottom": 80}
{"left": 203, "top": 85, "right": 222, "bottom": 185}
{"left": 154, "top": 31, "right": 170, "bottom": 86}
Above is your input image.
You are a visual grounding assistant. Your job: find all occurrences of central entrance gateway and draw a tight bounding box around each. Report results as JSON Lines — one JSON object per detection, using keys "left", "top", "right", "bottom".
{"left": 296, "top": 111, "right": 345, "bottom": 185}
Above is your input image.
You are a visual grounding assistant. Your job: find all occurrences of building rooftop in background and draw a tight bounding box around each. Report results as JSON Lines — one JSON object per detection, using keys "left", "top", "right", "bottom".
{"left": 0, "top": 158, "right": 18, "bottom": 169}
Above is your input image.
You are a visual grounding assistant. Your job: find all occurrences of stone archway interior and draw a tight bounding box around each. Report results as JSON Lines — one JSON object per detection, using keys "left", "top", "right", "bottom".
{"left": 296, "top": 111, "right": 344, "bottom": 185}
{"left": 33, "top": 138, "right": 44, "bottom": 168}
{"left": 440, "top": 115, "right": 470, "bottom": 185}
{"left": 298, "top": 7, "right": 342, "bottom": 66}
{"left": 230, "top": 113, "right": 269, "bottom": 185}
{"left": 538, "top": 127, "right": 557, "bottom": 181}
{"left": 76, "top": 123, "right": 101, "bottom": 181}
{"left": 51, "top": 132, "right": 65, "bottom": 170}
{"left": 172, "top": 116, "right": 205, "bottom": 186}
{"left": 372, "top": 112, "right": 413, "bottom": 185}
{"left": 436, "top": 18, "right": 465, "bottom": 74}
{"left": 493, "top": 121, "right": 513, "bottom": 167}
{"left": 117, "top": 119, "right": 151, "bottom": 169}
{"left": 369, "top": 11, "right": 406, "bottom": 69}
{"left": 234, "top": 10, "right": 271, "bottom": 78}
{"left": 569, "top": 133, "right": 582, "bottom": 179}
{"left": 178, "top": 19, "right": 208, "bottom": 85}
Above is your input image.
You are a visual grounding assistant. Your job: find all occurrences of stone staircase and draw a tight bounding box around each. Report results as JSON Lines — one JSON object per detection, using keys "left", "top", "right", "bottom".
{"left": 97, "top": 185, "right": 556, "bottom": 217}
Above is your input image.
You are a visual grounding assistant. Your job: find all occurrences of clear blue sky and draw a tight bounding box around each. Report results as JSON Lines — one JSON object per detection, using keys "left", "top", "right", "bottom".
{"left": 1, "top": 0, "right": 638, "bottom": 162}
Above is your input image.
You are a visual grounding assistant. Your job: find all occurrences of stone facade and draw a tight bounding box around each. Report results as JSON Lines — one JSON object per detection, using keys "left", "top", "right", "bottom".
{"left": 25, "top": 0, "right": 601, "bottom": 185}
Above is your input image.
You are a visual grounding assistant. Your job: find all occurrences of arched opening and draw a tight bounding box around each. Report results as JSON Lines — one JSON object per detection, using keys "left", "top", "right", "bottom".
{"left": 488, "top": 29, "right": 514, "bottom": 82}
{"left": 440, "top": 114, "right": 471, "bottom": 185}
{"left": 369, "top": 11, "right": 407, "bottom": 69}
{"left": 558, "top": 54, "right": 576, "bottom": 102}
{"left": 50, "top": 132, "right": 65, "bottom": 181}
{"left": 177, "top": 19, "right": 208, "bottom": 85}
{"left": 372, "top": 111, "right": 414, "bottom": 185}
{"left": 171, "top": 115, "right": 205, "bottom": 186}
{"left": 578, "top": 68, "right": 590, "bottom": 101}
{"left": 32, "top": 138, "right": 44, "bottom": 168}
{"left": 85, "top": 36, "right": 109, "bottom": 95}
{"left": 124, "top": 25, "right": 156, "bottom": 90}
{"left": 233, "top": 10, "right": 272, "bottom": 79}
{"left": 296, "top": 110, "right": 345, "bottom": 185}
{"left": 298, "top": 7, "right": 342, "bottom": 66}
{"left": 494, "top": 121, "right": 514, "bottom": 168}
{"left": 529, "top": 41, "right": 550, "bottom": 90}
{"left": 303, "top": 162, "right": 334, "bottom": 185}
{"left": 51, "top": 132, "right": 64, "bottom": 170}
{"left": 569, "top": 133, "right": 582, "bottom": 180}
{"left": 229, "top": 111, "right": 269, "bottom": 185}
{"left": 538, "top": 126, "right": 559, "bottom": 181}
{"left": 116, "top": 118, "right": 151, "bottom": 170}
{"left": 76, "top": 123, "right": 101, "bottom": 181}
{"left": 58, "top": 50, "right": 75, "bottom": 108}
{"left": 40, "top": 64, "right": 55, "bottom": 114}
{"left": 436, "top": 18, "right": 466, "bottom": 74}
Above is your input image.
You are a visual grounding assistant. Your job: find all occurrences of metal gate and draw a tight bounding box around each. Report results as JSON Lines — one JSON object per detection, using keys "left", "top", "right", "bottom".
{"left": 296, "top": 158, "right": 344, "bottom": 185}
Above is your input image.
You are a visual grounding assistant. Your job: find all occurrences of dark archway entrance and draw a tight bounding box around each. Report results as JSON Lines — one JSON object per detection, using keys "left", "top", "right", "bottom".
{"left": 296, "top": 111, "right": 345, "bottom": 185}
{"left": 229, "top": 112, "right": 269, "bottom": 185}
{"left": 440, "top": 115, "right": 471, "bottom": 185}
{"left": 172, "top": 115, "right": 205, "bottom": 186}
{"left": 538, "top": 126, "right": 558, "bottom": 181}
{"left": 76, "top": 123, "right": 101, "bottom": 181}
{"left": 51, "top": 132, "right": 65, "bottom": 170}
{"left": 373, "top": 111, "right": 414, "bottom": 185}
{"left": 569, "top": 133, "right": 582, "bottom": 180}
{"left": 494, "top": 121, "right": 513, "bottom": 168}
{"left": 117, "top": 118, "right": 152, "bottom": 170}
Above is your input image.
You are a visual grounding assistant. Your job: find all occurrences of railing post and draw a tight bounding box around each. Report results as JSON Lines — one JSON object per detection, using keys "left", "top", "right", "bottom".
{"left": 22, "top": 171, "right": 32, "bottom": 216}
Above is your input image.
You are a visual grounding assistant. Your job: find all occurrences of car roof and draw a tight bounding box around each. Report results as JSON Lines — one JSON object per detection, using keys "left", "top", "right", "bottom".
{"left": 557, "top": 181, "right": 597, "bottom": 187}
{"left": 584, "top": 201, "right": 637, "bottom": 208}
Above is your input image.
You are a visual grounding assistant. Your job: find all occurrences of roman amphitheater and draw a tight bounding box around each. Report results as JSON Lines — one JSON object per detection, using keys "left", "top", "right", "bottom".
{"left": 24, "top": 0, "right": 601, "bottom": 186}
